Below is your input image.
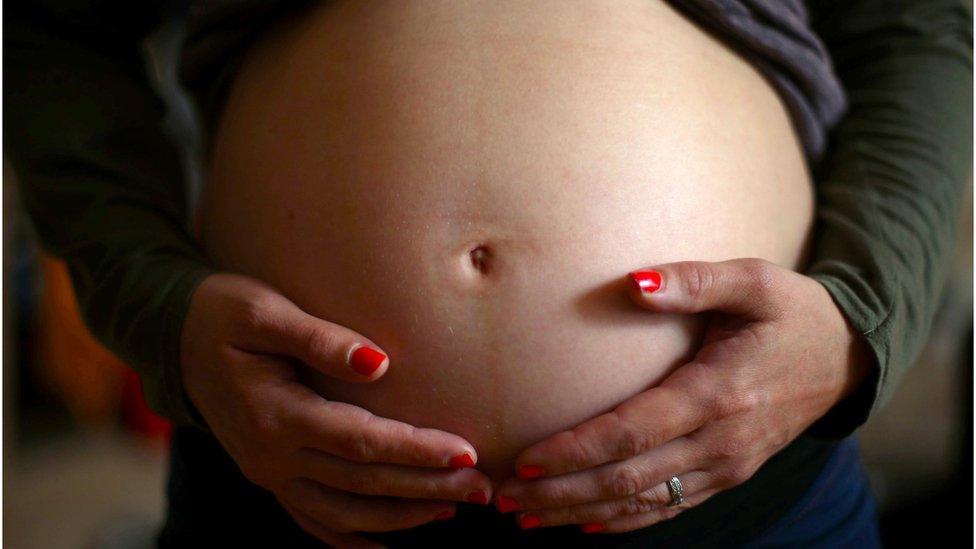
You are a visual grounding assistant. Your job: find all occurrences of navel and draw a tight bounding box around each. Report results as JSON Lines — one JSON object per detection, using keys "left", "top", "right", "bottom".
{"left": 468, "top": 244, "right": 492, "bottom": 275}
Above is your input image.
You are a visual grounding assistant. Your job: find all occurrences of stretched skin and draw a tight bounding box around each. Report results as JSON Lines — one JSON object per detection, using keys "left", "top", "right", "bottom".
{"left": 198, "top": 0, "right": 814, "bottom": 478}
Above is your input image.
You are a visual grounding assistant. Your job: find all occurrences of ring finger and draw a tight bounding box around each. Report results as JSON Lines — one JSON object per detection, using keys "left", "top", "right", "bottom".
{"left": 598, "top": 487, "right": 720, "bottom": 534}
{"left": 515, "top": 470, "right": 712, "bottom": 529}
{"left": 496, "top": 437, "right": 703, "bottom": 511}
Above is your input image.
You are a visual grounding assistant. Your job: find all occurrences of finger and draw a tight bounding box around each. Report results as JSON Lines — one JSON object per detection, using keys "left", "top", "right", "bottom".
{"left": 514, "top": 384, "right": 708, "bottom": 477}
{"left": 286, "top": 391, "right": 480, "bottom": 468}
{"left": 281, "top": 478, "right": 456, "bottom": 534}
{"left": 236, "top": 295, "right": 390, "bottom": 382}
{"left": 497, "top": 437, "right": 699, "bottom": 510}
{"left": 297, "top": 447, "right": 493, "bottom": 503}
{"left": 596, "top": 488, "right": 720, "bottom": 534}
{"left": 514, "top": 471, "right": 711, "bottom": 529}
{"left": 626, "top": 258, "right": 784, "bottom": 318}
{"left": 280, "top": 501, "right": 385, "bottom": 549}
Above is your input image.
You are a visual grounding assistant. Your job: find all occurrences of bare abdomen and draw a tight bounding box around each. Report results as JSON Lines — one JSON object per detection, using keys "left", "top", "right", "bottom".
{"left": 198, "top": 0, "right": 813, "bottom": 479}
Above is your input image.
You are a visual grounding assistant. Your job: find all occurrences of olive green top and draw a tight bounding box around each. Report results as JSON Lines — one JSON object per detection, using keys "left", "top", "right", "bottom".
{"left": 5, "top": 0, "right": 973, "bottom": 437}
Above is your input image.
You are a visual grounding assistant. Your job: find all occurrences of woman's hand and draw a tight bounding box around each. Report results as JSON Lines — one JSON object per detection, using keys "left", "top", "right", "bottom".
{"left": 181, "top": 273, "right": 493, "bottom": 548}
{"left": 493, "top": 259, "right": 873, "bottom": 534}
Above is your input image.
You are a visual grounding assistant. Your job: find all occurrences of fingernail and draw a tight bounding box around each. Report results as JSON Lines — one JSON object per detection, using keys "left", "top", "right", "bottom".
{"left": 517, "top": 465, "right": 545, "bottom": 480}
{"left": 434, "top": 509, "right": 455, "bottom": 521}
{"left": 629, "top": 270, "right": 662, "bottom": 294}
{"left": 581, "top": 522, "right": 605, "bottom": 533}
{"left": 495, "top": 495, "right": 521, "bottom": 513}
{"left": 349, "top": 346, "right": 386, "bottom": 377}
{"left": 518, "top": 514, "right": 542, "bottom": 529}
{"left": 449, "top": 453, "right": 475, "bottom": 468}
{"left": 466, "top": 489, "right": 490, "bottom": 505}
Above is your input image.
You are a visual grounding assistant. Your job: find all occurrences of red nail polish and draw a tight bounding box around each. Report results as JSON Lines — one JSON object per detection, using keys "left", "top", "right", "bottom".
{"left": 466, "top": 490, "right": 490, "bottom": 505}
{"left": 349, "top": 346, "right": 386, "bottom": 377}
{"left": 449, "top": 453, "right": 476, "bottom": 468}
{"left": 495, "top": 496, "right": 520, "bottom": 513}
{"left": 581, "top": 522, "right": 605, "bottom": 533}
{"left": 629, "top": 270, "right": 662, "bottom": 294}
{"left": 519, "top": 514, "right": 542, "bottom": 529}
{"left": 517, "top": 465, "right": 545, "bottom": 480}
{"left": 434, "top": 509, "right": 455, "bottom": 521}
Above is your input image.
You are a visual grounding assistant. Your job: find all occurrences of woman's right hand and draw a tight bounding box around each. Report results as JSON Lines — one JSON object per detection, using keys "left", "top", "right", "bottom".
{"left": 180, "top": 273, "right": 492, "bottom": 548}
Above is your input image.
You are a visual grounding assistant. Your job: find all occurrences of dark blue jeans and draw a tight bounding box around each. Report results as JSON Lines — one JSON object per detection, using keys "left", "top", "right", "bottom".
{"left": 743, "top": 437, "right": 882, "bottom": 548}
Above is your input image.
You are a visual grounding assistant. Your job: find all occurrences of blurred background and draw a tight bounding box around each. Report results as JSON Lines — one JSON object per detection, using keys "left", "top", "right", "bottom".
{"left": 3, "top": 14, "right": 973, "bottom": 549}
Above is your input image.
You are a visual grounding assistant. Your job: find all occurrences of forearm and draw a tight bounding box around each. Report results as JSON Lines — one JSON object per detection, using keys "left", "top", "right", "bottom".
{"left": 5, "top": 2, "right": 214, "bottom": 426}
{"left": 804, "top": 0, "right": 973, "bottom": 437}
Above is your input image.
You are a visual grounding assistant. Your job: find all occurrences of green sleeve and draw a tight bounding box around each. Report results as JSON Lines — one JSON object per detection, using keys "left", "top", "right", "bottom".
{"left": 4, "top": 2, "right": 214, "bottom": 428}
{"left": 803, "top": 0, "right": 973, "bottom": 438}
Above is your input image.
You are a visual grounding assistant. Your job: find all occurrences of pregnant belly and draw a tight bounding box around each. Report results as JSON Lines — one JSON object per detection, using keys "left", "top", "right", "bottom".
{"left": 198, "top": 0, "right": 814, "bottom": 480}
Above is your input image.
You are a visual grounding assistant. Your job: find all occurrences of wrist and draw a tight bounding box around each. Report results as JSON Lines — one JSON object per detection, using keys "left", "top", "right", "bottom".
{"left": 802, "top": 274, "right": 881, "bottom": 439}
{"left": 177, "top": 272, "right": 221, "bottom": 428}
{"left": 837, "top": 324, "right": 875, "bottom": 402}
{"left": 813, "top": 277, "right": 876, "bottom": 407}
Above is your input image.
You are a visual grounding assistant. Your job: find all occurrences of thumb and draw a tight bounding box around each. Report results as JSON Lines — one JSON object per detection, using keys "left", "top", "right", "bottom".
{"left": 626, "top": 258, "right": 781, "bottom": 317}
{"left": 246, "top": 300, "right": 391, "bottom": 383}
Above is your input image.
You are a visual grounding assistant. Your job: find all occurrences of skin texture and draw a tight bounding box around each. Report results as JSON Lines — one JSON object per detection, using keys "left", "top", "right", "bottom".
{"left": 193, "top": 0, "right": 824, "bottom": 542}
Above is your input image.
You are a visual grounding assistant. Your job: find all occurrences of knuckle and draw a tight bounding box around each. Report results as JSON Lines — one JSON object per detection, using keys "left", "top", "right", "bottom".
{"left": 771, "top": 427, "right": 793, "bottom": 450}
{"left": 635, "top": 489, "right": 662, "bottom": 508}
{"left": 682, "top": 262, "right": 715, "bottom": 303}
{"left": 674, "top": 364, "right": 722, "bottom": 418}
{"left": 743, "top": 259, "right": 783, "bottom": 309}
{"left": 238, "top": 296, "right": 278, "bottom": 332}
{"left": 622, "top": 494, "right": 656, "bottom": 515}
{"left": 717, "top": 385, "right": 765, "bottom": 417}
{"left": 245, "top": 406, "right": 281, "bottom": 444}
{"left": 561, "top": 428, "right": 597, "bottom": 471}
{"left": 745, "top": 259, "right": 777, "bottom": 293}
{"left": 343, "top": 411, "right": 380, "bottom": 462}
{"left": 712, "top": 440, "right": 738, "bottom": 461}
{"left": 739, "top": 387, "right": 768, "bottom": 412}
{"left": 345, "top": 468, "right": 380, "bottom": 495}
{"left": 541, "top": 479, "right": 576, "bottom": 506}
{"left": 347, "top": 429, "right": 376, "bottom": 463}
{"left": 704, "top": 391, "right": 728, "bottom": 421}
{"left": 710, "top": 431, "right": 750, "bottom": 461}
{"left": 304, "top": 325, "right": 340, "bottom": 360}
{"left": 616, "top": 425, "right": 649, "bottom": 458}
{"left": 724, "top": 462, "right": 757, "bottom": 486}
{"left": 607, "top": 465, "right": 644, "bottom": 498}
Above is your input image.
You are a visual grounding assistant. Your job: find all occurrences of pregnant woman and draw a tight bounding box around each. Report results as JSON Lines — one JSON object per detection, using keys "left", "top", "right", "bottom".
{"left": 7, "top": 0, "right": 971, "bottom": 547}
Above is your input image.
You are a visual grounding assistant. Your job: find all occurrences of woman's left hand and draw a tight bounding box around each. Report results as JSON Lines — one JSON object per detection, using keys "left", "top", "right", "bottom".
{"left": 493, "top": 258, "right": 874, "bottom": 534}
